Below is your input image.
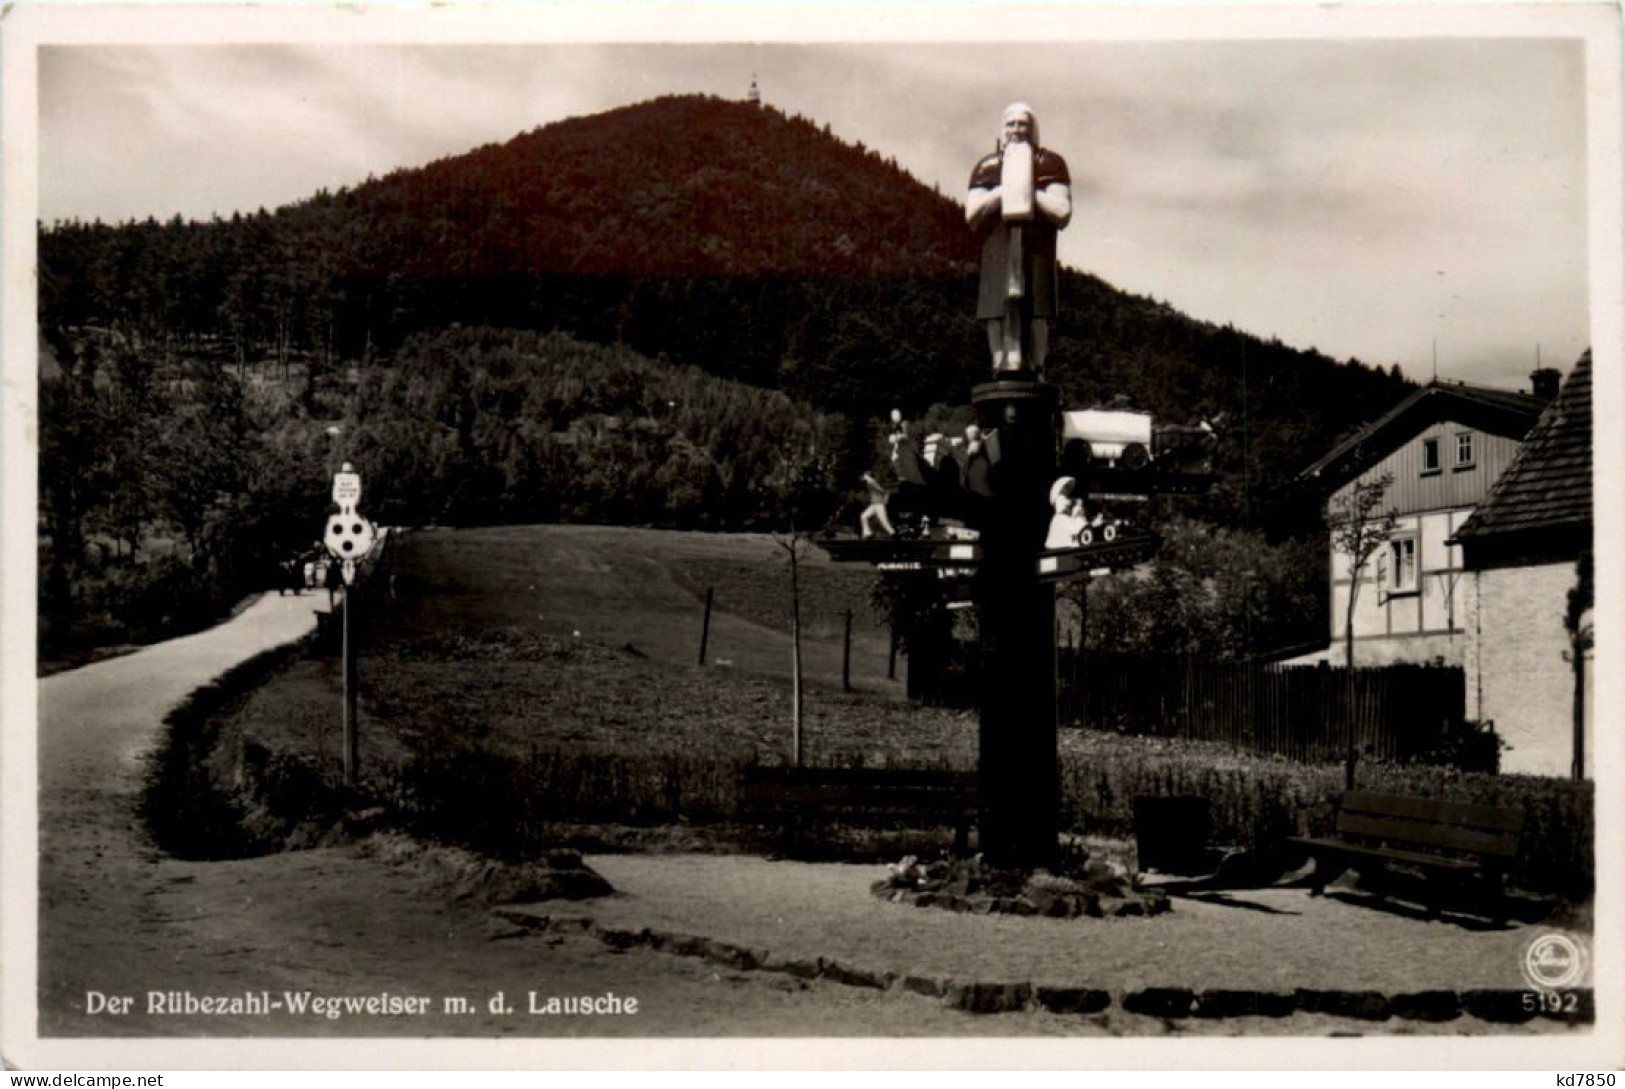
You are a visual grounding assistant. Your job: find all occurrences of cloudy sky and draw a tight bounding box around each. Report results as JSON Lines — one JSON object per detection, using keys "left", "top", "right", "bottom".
{"left": 35, "top": 17, "right": 1602, "bottom": 390}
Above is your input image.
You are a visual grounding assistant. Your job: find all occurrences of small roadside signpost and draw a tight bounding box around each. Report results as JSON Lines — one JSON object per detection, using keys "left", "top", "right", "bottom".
{"left": 324, "top": 462, "right": 377, "bottom": 787}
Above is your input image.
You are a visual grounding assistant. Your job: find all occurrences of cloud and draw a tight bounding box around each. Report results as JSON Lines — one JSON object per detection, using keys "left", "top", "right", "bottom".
{"left": 35, "top": 37, "right": 1591, "bottom": 384}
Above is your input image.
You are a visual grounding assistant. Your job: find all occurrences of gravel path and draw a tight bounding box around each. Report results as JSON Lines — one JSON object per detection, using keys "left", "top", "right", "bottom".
{"left": 578, "top": 854, "right": 1577, "bottom": 993}
{"left": 39, "top": 593, "right": 323, "bottom": 809}
{"left": 33, "top": 593, "right": 324, "bottom": 1036}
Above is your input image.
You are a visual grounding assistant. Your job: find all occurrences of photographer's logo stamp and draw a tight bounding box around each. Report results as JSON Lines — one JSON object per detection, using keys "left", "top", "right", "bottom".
{"left": 1522, "top": 932, "right": 1587, "bottom": 991}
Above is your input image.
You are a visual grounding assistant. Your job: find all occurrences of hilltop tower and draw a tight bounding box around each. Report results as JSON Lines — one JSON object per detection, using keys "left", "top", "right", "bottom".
{"left": 748, "top": 75, "right": 761, "bottom": 107}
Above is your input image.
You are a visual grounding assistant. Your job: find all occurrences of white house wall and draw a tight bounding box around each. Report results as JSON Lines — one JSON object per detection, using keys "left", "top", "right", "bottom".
{"left": 1336, "top": 421, "right": 1525, "bottom": 514}
{"left": 1462, "top": 563, "right": 1593, "bottom": 777}
{"left": 1324, "top": 421, "right": 1519, "bottom": 667}
{"left": 1329, "top": 508, "right": 1471, "bottom": 664}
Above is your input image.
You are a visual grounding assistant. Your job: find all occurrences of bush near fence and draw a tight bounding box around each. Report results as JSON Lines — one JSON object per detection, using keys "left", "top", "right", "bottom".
{"left": 1059, "top": 652, "right": 1473, "bottom": 767}
{"left": 367, "top": 738, "right": 1589, "bottom": 898}
{"left": 1056, "top": 748, "right": 1592, "bottom": 899}
{"left": 389, "top": 743, "right": 744, "bottom": 858}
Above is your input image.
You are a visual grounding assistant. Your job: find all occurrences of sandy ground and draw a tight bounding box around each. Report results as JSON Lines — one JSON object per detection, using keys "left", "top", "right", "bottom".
{"left": 21, "top": 591, "right": 1592, "bottom": 1066}
{"left": 575, "top": 855, "right": 1575, "bottom": 993}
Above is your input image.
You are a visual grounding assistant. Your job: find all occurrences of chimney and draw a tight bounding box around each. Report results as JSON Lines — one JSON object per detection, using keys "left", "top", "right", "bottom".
{"left": 1530, "top": 367, "right": 1562, "bottom": 402}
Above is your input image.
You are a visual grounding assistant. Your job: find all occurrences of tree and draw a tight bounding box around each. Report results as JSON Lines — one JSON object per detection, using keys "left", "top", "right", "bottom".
{"left": 38, "top": 328, "right": 110, "bottom": 645}
{"left": 766, "top": 425, "right": 846, "bottom": 765}
{"left": 1327, "top": 470, "right": 1398, "bottom": 786}
{"left": 868, "top": 570, "right": 956, "bottom": 698}
{"left": 159, "top": 365, "right": 254, "bottom": 569}
{"left": 774, "top": 530, "right": 808, "bottom": 766}
{"left": 1564, "top": 549, "right": 1594, "bottom": 780}
{"left": 1065, "top": 517, "right": 1324, "bottom": 660}
{"left": 98, "top": 338, "right": 170, "bottom": 562}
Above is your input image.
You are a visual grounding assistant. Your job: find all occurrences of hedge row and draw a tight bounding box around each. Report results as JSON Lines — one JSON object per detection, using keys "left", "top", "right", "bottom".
{"left": 371, "top": 740, "right": 1590, "bottom": 896}
{"left": 1057, "top": 753, "right": 1592, "bottom": 898}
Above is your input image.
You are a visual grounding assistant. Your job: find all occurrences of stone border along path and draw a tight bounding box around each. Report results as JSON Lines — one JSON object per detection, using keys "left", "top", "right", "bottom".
{"left": 491, "top": 908, "right": 1593, "bottom": 1025}
{"left": 490, "top": 853, "right": 1593, "bottom": 1030}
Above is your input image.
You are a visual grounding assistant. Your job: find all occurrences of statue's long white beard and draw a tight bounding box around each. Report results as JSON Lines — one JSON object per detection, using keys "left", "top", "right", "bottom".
{"left": 1001, "top": 139, "right": 1034, "bottom": 221}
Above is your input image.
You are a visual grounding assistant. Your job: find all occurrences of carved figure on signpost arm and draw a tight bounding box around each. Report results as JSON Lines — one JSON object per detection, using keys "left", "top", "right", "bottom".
{"left": 859, "top": 472, "right": 896, "bottom": 539}
{"left": 965, "top": 103, "right": 1073, "bottom": 376}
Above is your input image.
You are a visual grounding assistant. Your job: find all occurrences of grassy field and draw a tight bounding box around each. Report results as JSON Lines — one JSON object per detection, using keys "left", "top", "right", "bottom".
{"left": 375, "top": 524, "right": 895, "bottom": 687}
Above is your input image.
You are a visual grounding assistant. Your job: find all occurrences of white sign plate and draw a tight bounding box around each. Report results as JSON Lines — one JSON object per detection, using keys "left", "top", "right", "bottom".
{"left": 332, "top": 472, "right": 362, "bottom": 508}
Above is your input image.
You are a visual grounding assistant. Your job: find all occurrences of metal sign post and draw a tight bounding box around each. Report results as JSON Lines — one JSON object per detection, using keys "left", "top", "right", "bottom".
{"left": 324, "top": 463, "right": 375, "bottom": 789}
{"left": 342, "top": 585, "right": 358, "bottom": 787}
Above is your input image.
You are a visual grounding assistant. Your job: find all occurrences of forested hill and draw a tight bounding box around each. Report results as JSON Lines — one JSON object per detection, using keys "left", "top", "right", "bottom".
{"left": 40, "top": 92, "right": 1413, "bottom": 534}
{"left": 363, "top": 94, "right": 980, "bottom": 278}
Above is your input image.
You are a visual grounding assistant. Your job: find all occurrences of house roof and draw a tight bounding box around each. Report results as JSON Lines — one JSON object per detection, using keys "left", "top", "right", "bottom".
{"left": 1454, "top": 353, "right": 1592, "bottom": 545}
{"left": 1298, "top": 380, "right": 1546, "bottom": 488}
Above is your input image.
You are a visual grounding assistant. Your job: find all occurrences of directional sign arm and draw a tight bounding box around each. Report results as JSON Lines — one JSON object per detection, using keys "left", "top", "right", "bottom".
{"left": 819, "top": 537, "right": 981, "bottom": 569}
{"left": 1036, "top": 533, "right": 1161, "bottom": 583}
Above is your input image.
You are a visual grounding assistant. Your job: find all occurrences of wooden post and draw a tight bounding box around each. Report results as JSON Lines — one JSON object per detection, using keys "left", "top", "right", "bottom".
{"left": 1077, "top": 578, "right": 1088, "bottom": 731}
{"left": 842, "top": 609, "right": 853, "bottom": 692}
{"left": 789, "top": 559, "right": 803, "bottom": 767}
{"left": 342, "top": 586, "right": 358, "bottom": 788}
{"left": 698, "top": 586, "right": 714, "bottom": 666}
{"left": 1344, "top": 667, "right": 1359, "bottom": 790}
{"left": 972, "top": 375, "right": 1059, "bottom": 872}
{"left": 887, "top": 624, "right": 898, "bottom": 681}
{"left": 1572, "top": 648, "right": 1586, "bottom": 779}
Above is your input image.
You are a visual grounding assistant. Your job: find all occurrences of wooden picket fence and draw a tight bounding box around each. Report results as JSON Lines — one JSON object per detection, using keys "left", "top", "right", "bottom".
{"left": 1057, "top": 652, "right": 1466, "bottom": 764}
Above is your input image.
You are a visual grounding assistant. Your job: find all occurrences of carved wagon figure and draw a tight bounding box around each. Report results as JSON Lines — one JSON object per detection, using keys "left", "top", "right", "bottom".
{"left": 1060, "top": 408, "right": 1219, "bottom": 477}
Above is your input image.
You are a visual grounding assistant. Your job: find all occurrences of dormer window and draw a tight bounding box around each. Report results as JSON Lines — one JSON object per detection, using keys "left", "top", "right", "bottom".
{"left": 1454, "top": 431, "right": 1475, "bottom": 470}
{"left": 1421, "top": 437, "right": 1441, "bottom": 475}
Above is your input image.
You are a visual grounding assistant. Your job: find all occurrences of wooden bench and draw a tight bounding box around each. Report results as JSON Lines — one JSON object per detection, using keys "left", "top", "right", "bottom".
{"left": 1286, "top": 791, "right": 1525, "bottom": 920}
{"left": 737, "top": 766, "right": 978, "bottom": 855}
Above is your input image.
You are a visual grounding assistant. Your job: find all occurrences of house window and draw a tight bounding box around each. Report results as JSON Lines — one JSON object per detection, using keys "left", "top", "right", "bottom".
{"left": 1421, "top": 437, "right": 1441, "bottom": 475}
{"left": 1388, "top": 535, "right": 1418, "bottom": 594}
{"left": 1454, "top": 431, "right": 1475, "bottom": 470}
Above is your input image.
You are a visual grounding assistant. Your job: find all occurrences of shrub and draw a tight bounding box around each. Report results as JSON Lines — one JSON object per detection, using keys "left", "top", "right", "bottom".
{"left": 387, "top": 743, "right": 748, "bottom": 860}
{"left": 1400, "top": 718, "right": 1504, "bottom": 774}
{"left": 1057, "top": 745, "right": 1591, "bottom": 898}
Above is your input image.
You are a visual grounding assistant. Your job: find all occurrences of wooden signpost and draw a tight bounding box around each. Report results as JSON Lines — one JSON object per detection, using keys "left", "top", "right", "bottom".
{"left": 818, "top": 104, "right": 1212, "bottom": 871}
{"left": 821, "top": 397, "right": 1209, "bottom": 871}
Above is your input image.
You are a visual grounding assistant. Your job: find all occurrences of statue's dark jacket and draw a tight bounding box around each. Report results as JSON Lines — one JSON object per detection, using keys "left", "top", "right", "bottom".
{"left": 968, "top": 147, "right": 1071, "bottom": 321}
